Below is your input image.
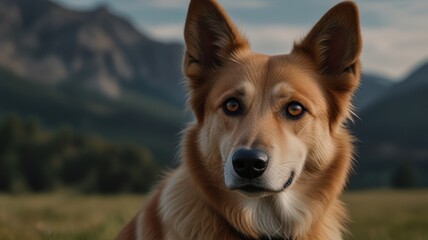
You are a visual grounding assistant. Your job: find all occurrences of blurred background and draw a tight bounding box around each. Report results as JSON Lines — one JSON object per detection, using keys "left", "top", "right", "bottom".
{"left": 0, "top": 0, "right": 427, "bottom": 239}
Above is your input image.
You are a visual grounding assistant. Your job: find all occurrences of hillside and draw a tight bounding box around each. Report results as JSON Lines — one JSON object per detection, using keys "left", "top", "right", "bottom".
{"left": 0, "top": 0, "right": 185, "bottom": 101}
{"left": 0, "top": 0, "right": 188, "bottom": 165}
{"left": 0, "top": 0, "right": 426, "bottom": 190}
{"left": 0, "top": 67, "right": 184, "bottom": 165}
{"left": 350, "top": 62, "right": 428, "bottom": 189}
{"left": 380, "top": 62, "right": 428, "bottom": 100}
{"left": 353, "top": 74, "right": 393, "bottom": 110}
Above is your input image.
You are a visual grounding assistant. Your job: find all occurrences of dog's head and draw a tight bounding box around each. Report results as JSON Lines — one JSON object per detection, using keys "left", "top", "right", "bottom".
{"left": 183, "top": 0, "right": 361, "bottom": 198}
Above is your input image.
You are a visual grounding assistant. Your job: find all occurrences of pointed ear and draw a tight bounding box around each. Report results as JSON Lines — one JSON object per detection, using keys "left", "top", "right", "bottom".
{"left": 293, "top": 2, "right": 362, "bottom": 130}
{"left": 293, "top": 1, "right": 362, "bottom": 77}
{"left": 183, "top": 0, "right": 249, "bottom": 122}
{"left": 183, "top": 0, "right": 249, "bottom": 80}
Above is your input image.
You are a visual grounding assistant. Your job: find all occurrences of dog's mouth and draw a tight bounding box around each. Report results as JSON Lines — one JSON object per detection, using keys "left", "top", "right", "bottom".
{"left": 282, "top": 171, "right": 295, "bottom": 189}
{"left": 233, "top": 184, "right": 267, "bottom": 193}
{"left": 230, "top": 171, "right": 295, "bottom": 194}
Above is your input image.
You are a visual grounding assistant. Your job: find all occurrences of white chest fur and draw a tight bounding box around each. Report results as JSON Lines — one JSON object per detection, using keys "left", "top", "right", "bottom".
{"left": 240, "top": 190, "right": 311, "bottom": 238}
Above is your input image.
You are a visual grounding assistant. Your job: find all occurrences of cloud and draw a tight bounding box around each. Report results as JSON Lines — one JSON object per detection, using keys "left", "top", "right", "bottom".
{"left": 357, "top": 0, "right": 428, "bottom": 78}
{"left": 238, "top": 23, "right": 428, "bottom": 80}
{"left": 54, "top": 0, "right": 100, "bottom": 9}
{"left": 145, "top": 21, "right": 427, "bottom": 80}
{"left": 145, "top": 23, "right": 184, "bottom": 41}
{"left": 246, "top": 24, "right": 428, "bottom": 79}
{"left": 55, "top": 0, "right": 428, "bottom": 79}
{"left": 143, "top": 0, "right": 269, "bottom": 9}
{"left": 144, "top": 0, "right": 188, "bottom": 9}
{"left": 360, "top": 0, "right": 428, "bottom": 29}
{"left": 221, "top": 0, "right": 270, "bottom": 9}
{"left": 361, "top": 27, "right": 428, "bottom": 79}
{"left": 240, "top": 24, "right": 306, "bottom": 55}
{"left": 144, "top": 23, "right": 305, "bottom": 51}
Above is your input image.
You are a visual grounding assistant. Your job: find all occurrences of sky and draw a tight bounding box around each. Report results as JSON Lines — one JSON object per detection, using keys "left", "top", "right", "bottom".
{"left": 53, "top": 0, "right": 428, "bottom": 81}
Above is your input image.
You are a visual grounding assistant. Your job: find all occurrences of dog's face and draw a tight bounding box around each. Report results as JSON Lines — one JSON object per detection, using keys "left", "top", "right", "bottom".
{"left": 198, "top": 54, "right": 331, "bottom": 197}
{"left": 184, "top": 0, "right": 361, "bottom": 198}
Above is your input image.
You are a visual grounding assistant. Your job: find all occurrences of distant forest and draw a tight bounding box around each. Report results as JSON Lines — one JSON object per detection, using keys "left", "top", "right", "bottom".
{"left": 0, "top": 115, "right": 160, "bottom": 194}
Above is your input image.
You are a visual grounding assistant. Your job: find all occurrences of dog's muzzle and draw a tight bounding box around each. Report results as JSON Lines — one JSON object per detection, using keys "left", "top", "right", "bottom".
{"left": 232, "top": 148, "right": 269, "bottom": 179}
{"left": 225, "top": 148, "right": 296, "bottom": 195}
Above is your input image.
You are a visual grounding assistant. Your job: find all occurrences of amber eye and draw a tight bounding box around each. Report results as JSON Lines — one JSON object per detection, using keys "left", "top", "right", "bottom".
{"left": 284, "top": 102, "right": 305, "bottom": 119}
{"left": 223, "top": 98, "right": 243, "bottom": 116}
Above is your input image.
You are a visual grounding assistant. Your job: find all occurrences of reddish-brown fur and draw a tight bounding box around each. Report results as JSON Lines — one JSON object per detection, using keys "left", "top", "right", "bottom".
{"left": 117, "top": 1, "right": 362, "bottom": 239}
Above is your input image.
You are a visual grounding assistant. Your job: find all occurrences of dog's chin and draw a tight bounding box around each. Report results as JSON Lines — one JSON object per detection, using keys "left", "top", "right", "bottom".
{"left": 236, "top": 189, "right": 274, "bottom": 198}
{"left": 228, "top": 171, "right": 296, "bottom": 198}
{"left": 231, "top": 185, "right": 276, "bottom": 198}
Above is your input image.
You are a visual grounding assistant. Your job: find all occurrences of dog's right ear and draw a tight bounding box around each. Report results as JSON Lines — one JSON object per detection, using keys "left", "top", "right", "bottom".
{"left": 183, "top": 0, "right": 249, "bottom": 122}
{"left": 184, "top": 0, "right": 249, "bottom": 77}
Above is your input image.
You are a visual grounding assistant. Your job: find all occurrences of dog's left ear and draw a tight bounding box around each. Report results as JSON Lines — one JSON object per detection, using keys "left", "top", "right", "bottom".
{"left": 293, "top": 1, "right": 362, "bottom": 128}
{"left": 293, "top": 1, "right": 362, "bottom": 81}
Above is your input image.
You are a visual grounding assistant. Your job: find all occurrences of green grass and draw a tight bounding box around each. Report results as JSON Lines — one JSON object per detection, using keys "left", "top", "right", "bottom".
{"left": 0, "top": 192, "right": 143, "bottom": 240}
{"left": 0, "top": 190, "right": 427, "bottom": 239}
{"left": 344, "top": 190, "right": 428, "bottom": 240}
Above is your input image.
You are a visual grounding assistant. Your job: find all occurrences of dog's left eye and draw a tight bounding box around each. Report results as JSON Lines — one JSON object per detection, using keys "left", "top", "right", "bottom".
{"left": 284, "top": 102, "right": 306, "bottom": 119}
{"left": 223, "top": 98, "right": 243, "bottom": 116}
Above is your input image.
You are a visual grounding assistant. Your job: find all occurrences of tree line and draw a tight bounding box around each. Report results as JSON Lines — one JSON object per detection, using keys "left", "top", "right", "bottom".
{"left": 0, "top": 115, "right": 420, "bottom": 193}
{"left": 0, "top": 115, "right": 160, "bottom": 193}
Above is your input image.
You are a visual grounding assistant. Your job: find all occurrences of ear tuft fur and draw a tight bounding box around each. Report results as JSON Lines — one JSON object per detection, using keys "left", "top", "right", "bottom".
{"left": 184, "top": 0, "right": 249, "bottom": 77}
{"left": 183, "top": 0, "right": 250, "bottom": 122}
{"left": 293, "top": 1, "right": 362, "bottom": 131}
{"left": 293, "top": 1, "right": 362, "bottom": 76}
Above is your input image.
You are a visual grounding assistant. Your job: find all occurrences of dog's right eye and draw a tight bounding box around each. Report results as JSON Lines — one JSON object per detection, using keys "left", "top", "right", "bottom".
{"left": 223, "top": 98, "right": 243, "bottom": 116}
{"left": 283, "top": 101, "right": 306, "bottom": 120}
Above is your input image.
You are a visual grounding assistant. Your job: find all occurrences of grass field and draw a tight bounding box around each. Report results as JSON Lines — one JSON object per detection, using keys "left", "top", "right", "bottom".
{"left": 0, "top": 190, "right": 427, "bottom": 240}
{"left": 344, "top": 190, "right": 428, "bottom": 240}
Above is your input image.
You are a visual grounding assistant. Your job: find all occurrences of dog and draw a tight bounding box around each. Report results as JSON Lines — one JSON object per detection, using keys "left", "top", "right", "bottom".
{"left": 117, "top": 0, "right": 361, "bottom": 239}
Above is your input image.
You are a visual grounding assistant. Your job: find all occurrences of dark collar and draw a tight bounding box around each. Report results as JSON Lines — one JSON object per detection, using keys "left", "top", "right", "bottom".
{"left": 238, "top": 232, "right": 292, "bottom": 240}
{"left": 260, "top": 236, "right": 291, "bottom": 240}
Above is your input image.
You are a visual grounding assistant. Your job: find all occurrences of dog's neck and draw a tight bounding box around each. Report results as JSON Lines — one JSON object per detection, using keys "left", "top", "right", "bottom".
{"left": 236, "top": 224, "right": 294, "bottom": 240}
{"left": 239, "top": 232, "right": 292, "bottom": 240}
{"left": 237, "top": 192, "right": 310, "bottom": 239}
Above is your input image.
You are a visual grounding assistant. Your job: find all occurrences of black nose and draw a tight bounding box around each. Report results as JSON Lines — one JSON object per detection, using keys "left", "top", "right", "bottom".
{"left": 232, "top": 149, "right": 269, "bottom": 179}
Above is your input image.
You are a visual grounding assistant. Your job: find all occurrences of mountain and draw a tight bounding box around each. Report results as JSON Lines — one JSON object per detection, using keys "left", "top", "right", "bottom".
{"left": 1, "top": 0, "right": 426, "bottom": 186}
{"left": 0, "top": 0, "right": 187, "bottom": 165}
{"left": 378, "top": 62, "right": 428, "bottom": 100}
{"left": 353, "top": 74, "right": 393, "bottom": 111}
{"left": 350, "top": 61, "right": 428, "bottom": 189}
{"left": 0, "top": 66, "right": 184, "bottom": 165}
{"left": 0, "top": 0, "right": 185, "bottom": 101}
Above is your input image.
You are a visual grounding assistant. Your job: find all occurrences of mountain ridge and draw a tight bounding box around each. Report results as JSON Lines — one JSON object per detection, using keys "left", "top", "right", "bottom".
{"left": 1, "top": 0, "right": 427, "bottom": 188}
{"left": 0, "top": 0, "right": 185, "bottom": 100}
{"left": 377, "top": 61, "right": 428, "bottom": 101}
{"left": 350, "top": 60, "right": 428, "bottom": 188}
{"left": 354, "top": 73, "right": 393, "bottom": 110}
